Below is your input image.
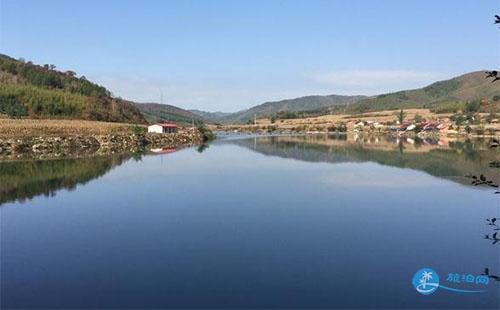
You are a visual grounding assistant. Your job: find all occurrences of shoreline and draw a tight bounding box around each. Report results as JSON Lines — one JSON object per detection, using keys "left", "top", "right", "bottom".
{"left": 214, "top": 129, "right": 500, "bottom": 139}
{"left": 0, "top": 130, "right": 204, "bottom": 160}
{"left": 0, "top": 119, "right": 212, "bottom": 159}
{"left": 1, "top": 117, "right": 498, "bottom": 160}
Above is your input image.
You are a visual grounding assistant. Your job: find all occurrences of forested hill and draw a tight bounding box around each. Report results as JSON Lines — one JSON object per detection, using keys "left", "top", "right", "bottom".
{"left": 0, "top": 54, "right": 146, "bottom": 123}
{"left": 133, "top": 102, "right": 204, "bottom": 126}
{"left": 327, "top": 71, "right": 500, "bottom": 115}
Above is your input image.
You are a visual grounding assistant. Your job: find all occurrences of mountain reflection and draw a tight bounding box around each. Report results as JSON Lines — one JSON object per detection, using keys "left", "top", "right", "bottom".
{"left": 223, "top": 134, "right": 499, "bottom": 187}
{"left": 1, "top": 135, "right": 498, "bottom": 205}
{"left": 0, "top": 154, "right": 132, "bottom": 205}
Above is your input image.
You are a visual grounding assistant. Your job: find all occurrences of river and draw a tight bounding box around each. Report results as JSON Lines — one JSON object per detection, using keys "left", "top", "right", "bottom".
{"left": 1, "top": 134, "right": 499, "bottom": 309}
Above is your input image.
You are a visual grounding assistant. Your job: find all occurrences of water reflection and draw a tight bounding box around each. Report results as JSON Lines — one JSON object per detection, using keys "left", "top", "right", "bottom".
{"left": 1, "top": 135, "right": 498, "bottom": 205}
{"left": 150, "top": 147, "right": 177, "bottom": 154}
{"left": 0, "top": 154, "right": 132, "bottom": 205}
{"left": 221, "top": 134, "right": 499, "bottom": 188}
{"left": 1, "top": 134, "right": 498, "bottom": 309}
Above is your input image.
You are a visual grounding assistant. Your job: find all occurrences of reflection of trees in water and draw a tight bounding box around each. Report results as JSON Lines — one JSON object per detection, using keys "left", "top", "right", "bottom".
{"left": 227, "top": 135, "right": 500, "bottom": 276}
{"left": 0, "top": 153, "right": 135, "bottom": 205}
{"left": 197, "top": 143, "right": 210, "bottom": 153}
{"left": 226, "top": 135, "right": 498, "bottom": 186}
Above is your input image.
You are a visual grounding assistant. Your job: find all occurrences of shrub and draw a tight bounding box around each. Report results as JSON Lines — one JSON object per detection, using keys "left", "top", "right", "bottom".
{"left": 465, "top": 101, "right": 480, "bottom": 113}
{"left": 131, "top": 125, "right": 146, "bottom": 135}
{"left": 197, "top": 125, "right": 216, "bottom": 142}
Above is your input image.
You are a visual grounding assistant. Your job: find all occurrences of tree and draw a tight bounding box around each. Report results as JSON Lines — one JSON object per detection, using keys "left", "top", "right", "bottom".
{"left": 395, "top": 109, "right": 407, "bottom": 124}
{"left": 414, "top": 113, "right": 423, "bottom": 123}
{"left": 452, "top": 113, "right": 466, "bottom": 126}
{"left": 465, "top": 101, "right": 480, "bottom": 113}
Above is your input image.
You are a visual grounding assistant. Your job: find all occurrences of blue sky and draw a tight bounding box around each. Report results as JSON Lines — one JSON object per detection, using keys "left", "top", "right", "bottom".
{"left": 1, "top": 0, "right": 498, "bottom": 112}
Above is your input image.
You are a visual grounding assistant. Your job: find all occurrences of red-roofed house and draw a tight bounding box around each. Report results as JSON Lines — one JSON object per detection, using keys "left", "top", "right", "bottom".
{"left": 147, "top": 122, "right": 178, "bottom": 134}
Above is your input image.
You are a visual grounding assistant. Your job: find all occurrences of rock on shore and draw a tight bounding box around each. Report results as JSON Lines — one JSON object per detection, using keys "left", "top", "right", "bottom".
{"left": 0, "top": 129, "right": 204, "bottom": 159}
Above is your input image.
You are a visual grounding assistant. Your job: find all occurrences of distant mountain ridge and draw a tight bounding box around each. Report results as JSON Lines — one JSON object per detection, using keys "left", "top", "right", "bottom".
{"left": 189, "top": 109, "right": 232, "bottom": 123}
{"left": 193, "top": 71, "right": 500, "bottom": 123}
{"left": 219, "top": 94, "right": 367, "bottom": 122}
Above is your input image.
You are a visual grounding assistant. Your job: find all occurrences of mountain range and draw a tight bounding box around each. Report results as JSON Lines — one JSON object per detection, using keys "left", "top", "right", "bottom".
{"left": 210, "top": 94, "right": 367, "bottom": 123}
{"left": 202, "top": 71, "right": 499, "bottom": 123}
{"left": 1, "top": 53, "right": 498, "bottom": 125}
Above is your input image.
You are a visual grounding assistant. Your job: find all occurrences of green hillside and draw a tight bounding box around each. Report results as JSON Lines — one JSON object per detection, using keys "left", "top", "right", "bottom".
{"left": 0, "top": 54, "right": 146, "bottom": 123}
{"left": 133, "top": 102, "right": 204, "bottom": 125}
{"left": 327, "top": 71, "right": 500, "bottom": 114}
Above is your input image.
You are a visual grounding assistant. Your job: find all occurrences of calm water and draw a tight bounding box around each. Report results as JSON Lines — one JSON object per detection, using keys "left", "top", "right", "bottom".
{"left": 1, "top": 135, "right": 499, "bottom": 309}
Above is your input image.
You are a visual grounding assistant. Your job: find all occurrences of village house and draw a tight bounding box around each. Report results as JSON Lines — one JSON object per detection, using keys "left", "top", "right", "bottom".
{"left": 147, "top": 122, "right": 178, "bottom": 134}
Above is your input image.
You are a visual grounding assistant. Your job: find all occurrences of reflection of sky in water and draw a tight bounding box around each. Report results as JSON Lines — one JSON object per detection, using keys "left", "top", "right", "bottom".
{"left": 318, "top": 163, "right": 439, "bottom": 188}
{"left": 1, "top": 138, "right": 499, "bottom": 309}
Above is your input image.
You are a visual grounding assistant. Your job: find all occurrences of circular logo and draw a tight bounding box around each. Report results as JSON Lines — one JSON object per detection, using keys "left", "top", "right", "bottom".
{"left": 412, "top": 268, "right": 440, "bottom": 295}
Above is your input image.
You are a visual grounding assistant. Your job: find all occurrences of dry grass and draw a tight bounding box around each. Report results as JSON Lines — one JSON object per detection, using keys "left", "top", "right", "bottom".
{"left": 213, "top": 108, "right": 500, "bottom": 135}
{"left": 258, "top": 109, "right": 444, "bottom": 127}
{"left": 216, "top": 109, "right": 446, "bottom": 130}
{"left": 0, "top": 119, "right": 144, "bottom": 138}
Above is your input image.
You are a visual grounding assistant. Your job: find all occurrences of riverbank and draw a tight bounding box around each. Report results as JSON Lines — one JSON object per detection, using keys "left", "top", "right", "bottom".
{"left": 0, "top": 119, "right": 205, "bottom": 159}
{"left": 209, "top": 108, "right": 500, "bottom": 138}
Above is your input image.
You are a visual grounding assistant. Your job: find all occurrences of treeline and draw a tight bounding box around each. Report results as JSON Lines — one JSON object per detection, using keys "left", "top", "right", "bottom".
{"left": 0, "top": 54, "right": 110, "bottom": 97}
{"left": 0, "top": 54, "right": 145, "bottom": 123}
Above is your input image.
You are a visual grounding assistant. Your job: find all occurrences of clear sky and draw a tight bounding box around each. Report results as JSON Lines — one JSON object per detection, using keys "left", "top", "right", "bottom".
{"left": 1, "top": 0, "right": 499, "bottom": 112}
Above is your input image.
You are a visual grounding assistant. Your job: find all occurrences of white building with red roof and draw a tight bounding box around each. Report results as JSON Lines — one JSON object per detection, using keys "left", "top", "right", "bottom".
{"left": 147, "top": 122, "right": 178, "bottom": 134}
